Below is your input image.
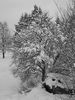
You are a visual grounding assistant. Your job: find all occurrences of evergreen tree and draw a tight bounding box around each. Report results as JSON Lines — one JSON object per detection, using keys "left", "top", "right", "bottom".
{"left": 12, "top": 5, "right": 61, "bottom": 83}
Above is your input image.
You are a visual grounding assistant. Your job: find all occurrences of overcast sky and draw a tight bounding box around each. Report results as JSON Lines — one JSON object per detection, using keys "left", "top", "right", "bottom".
{"left": 0, "top": 0, "right": 73, "bottom": 30}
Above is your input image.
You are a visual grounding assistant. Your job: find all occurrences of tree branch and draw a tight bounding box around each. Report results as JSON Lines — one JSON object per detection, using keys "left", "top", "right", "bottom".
{"left": 53, "top": 52, "right": 60, "bottom": 66}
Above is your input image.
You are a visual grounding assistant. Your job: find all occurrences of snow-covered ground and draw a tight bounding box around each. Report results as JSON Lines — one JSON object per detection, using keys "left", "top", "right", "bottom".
{"left": 0, "top": 52, "right": 74, "bottom": 100}
{"left": 0, "top": 52, "right": 21, "bottom": 99}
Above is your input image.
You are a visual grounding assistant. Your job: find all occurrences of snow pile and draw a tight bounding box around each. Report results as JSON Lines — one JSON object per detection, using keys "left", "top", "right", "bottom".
{"left": 46, "top": 73, "right": 73, "bottom": 89}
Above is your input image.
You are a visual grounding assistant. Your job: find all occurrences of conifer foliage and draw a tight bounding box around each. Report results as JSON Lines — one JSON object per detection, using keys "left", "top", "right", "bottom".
{"left": 12, "top": 5, "right": 61, "bottom": 83}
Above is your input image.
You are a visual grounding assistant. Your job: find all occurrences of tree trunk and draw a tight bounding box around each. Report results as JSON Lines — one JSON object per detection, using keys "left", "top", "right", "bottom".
{"left": 2, "top": 50, "right": 5, "bottom": 59}
{"left": 41, "top": 60, "right": 46, "bottom": 82}
{"left": 2, "top": 44, "right": 5, "bottom": 59}
{"left": 42, "top": 68, "right": 46, "bottom": 82}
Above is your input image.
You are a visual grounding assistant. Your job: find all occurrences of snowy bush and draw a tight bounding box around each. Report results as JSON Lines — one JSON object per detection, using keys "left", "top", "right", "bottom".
{"left": 42, "top": 73, "right": 74, "bottom": 95}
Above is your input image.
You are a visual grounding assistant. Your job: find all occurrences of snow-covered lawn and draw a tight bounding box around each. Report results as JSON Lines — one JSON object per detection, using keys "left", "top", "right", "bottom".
{"left": 0, "top": 52, "right": 74, "bottom": 100}
{"left": 0, "top": 52, "right": 21, "bottom": 99}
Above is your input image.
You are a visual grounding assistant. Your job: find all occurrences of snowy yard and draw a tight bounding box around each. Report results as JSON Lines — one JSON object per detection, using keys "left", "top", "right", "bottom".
{"left": 0, "top": 52, "right": 74, "bottom": 100}
{"left": 0, "top": 52, "right": 21, "bottom": 99}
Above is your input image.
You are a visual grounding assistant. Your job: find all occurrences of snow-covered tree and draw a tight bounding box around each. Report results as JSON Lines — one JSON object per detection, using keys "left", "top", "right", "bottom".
{"left": 0, "top": 22, "right": 11, "bottom": 58}
{"left": 52, "top": 1, "right": 75, "bottom": 90}
{"left": 12, "top": 5, "right": 66, "bottom": 91}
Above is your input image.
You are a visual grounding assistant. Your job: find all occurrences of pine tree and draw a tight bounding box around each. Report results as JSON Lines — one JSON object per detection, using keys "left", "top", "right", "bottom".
{"left": 12, "top": 5, "right": 61, "bottom": 83}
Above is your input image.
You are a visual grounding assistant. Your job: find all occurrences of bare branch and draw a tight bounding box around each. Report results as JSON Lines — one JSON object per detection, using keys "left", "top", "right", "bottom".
{"left": 53, "top": 52, "right": 60, "bottom": 65}
{"left": 53, "top": 0, "right": 65, "bottom": 20}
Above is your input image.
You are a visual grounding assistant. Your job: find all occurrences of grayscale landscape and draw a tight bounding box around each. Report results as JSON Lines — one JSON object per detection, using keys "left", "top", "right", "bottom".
{"left": 0, "top": 0, "right": 75, "bottom": 100}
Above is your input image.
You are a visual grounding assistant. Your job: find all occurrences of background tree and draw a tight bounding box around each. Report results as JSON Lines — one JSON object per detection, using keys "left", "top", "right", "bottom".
{"left": 0, "top": 22, "right": 11, "bottom": 58}
{"left": 52, "top": 1, "right": 75, "bottom": 89}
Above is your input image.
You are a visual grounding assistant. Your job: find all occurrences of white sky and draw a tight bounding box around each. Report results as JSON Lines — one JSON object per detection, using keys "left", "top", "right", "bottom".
{"left": 0, "top": 0, "right": 73, "bottom": 30}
